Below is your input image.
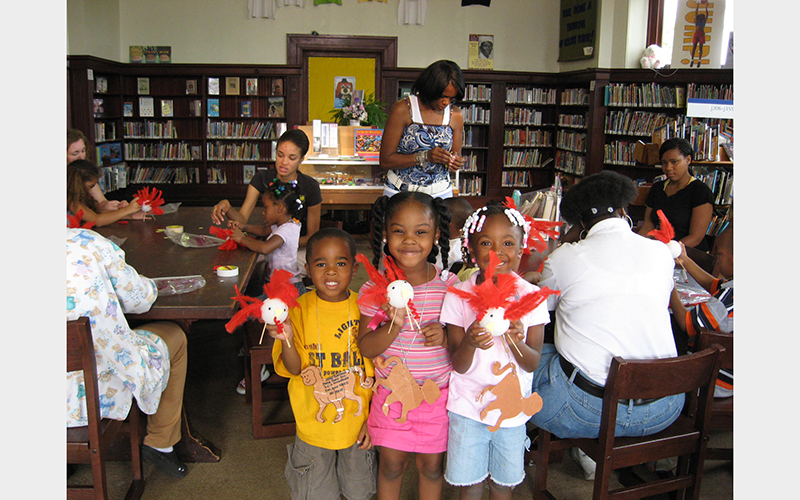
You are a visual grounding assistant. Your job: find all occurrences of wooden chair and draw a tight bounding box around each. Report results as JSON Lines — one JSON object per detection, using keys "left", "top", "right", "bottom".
{"left": 684, "top": 245, "right": 717, "bottom": 276}
{"left": 696, "top": 329, "right": 733, "bottom": 462}
{"left": 532, "top": 345, "right": 725, "bottom": 500}
{"left": 67, "top": 317, "right": 145, "bottom": 500}
{"left": 244, "top": 323, "right": 295, "bottom": 439}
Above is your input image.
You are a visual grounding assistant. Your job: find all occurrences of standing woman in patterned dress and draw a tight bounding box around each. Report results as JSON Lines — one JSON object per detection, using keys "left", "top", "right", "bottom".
{"left": 379, "top": 60, "right": 465, "bottom": 199}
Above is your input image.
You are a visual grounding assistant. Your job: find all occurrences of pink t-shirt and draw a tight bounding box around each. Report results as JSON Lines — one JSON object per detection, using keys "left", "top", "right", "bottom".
{"left": 359, "top": 266, "right": 458, "bottom": 388}
{"left": 267, "top": 219, "right": 302, "bottom": 283}
{"left": 440, "top": 272, "right": 550, "bottom": 428}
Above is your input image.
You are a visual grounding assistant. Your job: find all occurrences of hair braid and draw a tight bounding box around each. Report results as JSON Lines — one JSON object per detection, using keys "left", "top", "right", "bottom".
{"left": 370, "top": 195, "right": 390, "bottom": 268}
{"left": 431, "top": 196, "right": 451, "bottom": 271}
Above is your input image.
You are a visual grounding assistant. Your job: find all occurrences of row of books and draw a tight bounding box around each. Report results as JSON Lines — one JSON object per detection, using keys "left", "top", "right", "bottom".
{"left": 129, "top": 165, "right": 200, "bottom": 184}
{"left": 208, "top": 167, "right": 227, "bottom": 184}
{"left": 604, "top": 110, "right": 676, "bottom": 137}
{"left": 604, "top": 83, "right": 684, "bottom": 108}
{"left": 458, "top": 175, "right": 484, "bottom": 196}
{"left": 501, "top": 169, "right": 533, "bottom": 188}
{"left": 94, "top": 122, "right": 117, "bottom": 143}
{"left": 464, "top": 84, "right": 492, "bottom": 102}
{"left": 603, "top": 140, "right": 636, "bottom": 166}
{"left": 504, "top": 128, "right": 552, "bottom": 148}
{"left": 461, "top": 152, "right": 484, "bottom": 172}
{"left": 463, "top": 127, "right": 485, "bottom": 148}
{"left": 555, "top": 150, "right": 586, "bottom": 176}
{"left": 706, "top": 213, "right": 731, "bottom": 237}
{"left": 687, "top": 83, "right": 733, "bottom": 101}
{"left": 503, "top": 148, "right": 549, "bottom": 168}
{"left": 462, "top": 104, "right": 491, "bottom": 125}
{"left": 123, "top": 120, "right": 178, "bottom": 139}
{"left": 556, "top": 130, "right": 587, "bottom": 153}
{"left": 652, "top": 119, "right": 732, "bottom": 162}
{"left": 505, "top": 86, "right": 557, "bottom": 105}
{"left": 98, "top": 164, "right": 128, "bottom": 193}
{"left": 694, "top": 166, "right": 733, "bottom": 206}
{"left": 558, "top": 113, "right": 587, "bottom": 129}
{"left": 560, "top": 88, "right": 590, "bottom": 106}
{"left": 124, "top": 142, "right": 192, "bottom": 161}
{"left": 206, "top": 141, "right": 263, "bottom": 161}
{"left": 207, "top": 120, "right": 278, "bottom": 139}
{"left": 504, "top": 107, "right": 545, "bottom": 126}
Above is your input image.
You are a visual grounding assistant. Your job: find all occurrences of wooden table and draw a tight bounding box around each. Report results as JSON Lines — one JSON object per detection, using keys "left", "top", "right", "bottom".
{"left": 95, "top": 206, "right": 259, "bottom": 463}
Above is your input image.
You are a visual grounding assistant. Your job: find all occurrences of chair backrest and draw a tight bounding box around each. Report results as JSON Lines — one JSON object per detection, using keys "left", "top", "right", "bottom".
{"left": 320, "top": 219, "right": 344, "bottom": 230}
{"left": 598, "top": 346, "right": 725, "bottom": 448}
{"left": 685, "top": 245, "right": 717, "bottom": 276}
{"left": 696, "top": 329, "right": 733, "bottom": 372}
{"left": 67, "top": 317, "right": 103, "bottom": 429}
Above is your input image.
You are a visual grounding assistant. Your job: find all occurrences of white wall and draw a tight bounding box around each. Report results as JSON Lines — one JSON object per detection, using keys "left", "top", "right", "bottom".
{"left": 68, "top": 0, "right": 648, "bottom": 72}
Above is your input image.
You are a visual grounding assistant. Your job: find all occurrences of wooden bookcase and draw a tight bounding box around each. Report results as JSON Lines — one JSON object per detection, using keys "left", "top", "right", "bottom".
{"left": 68, "top": 56, "right": 302, "bottom": 205}
{"left": 70, "top": 57, "right": 732, "bottom": 209}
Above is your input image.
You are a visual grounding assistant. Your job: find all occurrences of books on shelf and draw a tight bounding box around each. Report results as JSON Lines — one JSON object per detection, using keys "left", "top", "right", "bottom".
{"left": 354, "top": 129, "right": 382, "bottom": 158}
{"left": 189, "top": 99, "right": 202, "bottom": 117}
{"left": 462, "top": 103, "right": 490, "bottom": 125}
{"left": 206, "top": 120, "right": 276, "bottom": 139}
{"left": 123, "top": 101, "right": 134, "bottom": 117}
{"left": 124, "top": 141, "right": 193, "bottom": 161}
{"left": 246, "top": 78, "right": 258, "bottom": 95}
{"left": 95, "top": 76, "right": 108, "bottom": 93}
{"left": 123, "top": 120, "right": 177, "bottom": 139}
{"left": 99, "top": 163, "right": 128, "bottom": 192}
{"left": 464, "top": 84, "right": 491, "bottom": 102}
{"left": 139, "top": 97, "right": 155, "bottom": 117}
{"left": 208, "top": 77, "right": 219, "bottom": 95}
{"left": 506, "top": 86, "right": 556, "bottom": 105}
{"left": 206, "top": 141, "right": 262, "bottom": 161}
{"left": 94, "top": 122, "right": 116, "bottom": 143}
{"left": 186, "top": 79, "right": 197, "bottom": 94}
{"left": 560, "top": 88, "right": 590, "bottom": 106}
{"left": 226, "top": 77, "right": 240, "bottom": 95}
{"left": 604, "top": 83, "right": 680, "bottom": 108}
{"left": 241, "top": 101, "right": 252, "bottom": 117}
{"left": 271, "top": 77, "right": 284, "bottom": 95}
{"left": 208, "top": 98, "right": 220, "bottom": 117}
{"left": 96, "top": 142, "right": 122, "bottom": 166}
{"left": 137, "top": 77, "right": 150, "bottom": 94}
{"left": 129, "top": 165, "right": 200, "bottom": 184}
{"left": 191, "top": 145, "right": 202, "bottom": 160}
{"left": 93, "top": 98, "right": 104, "bottom": 118}
{"left": 244, "top": 164, "right": 256, "bottom": 183}
{"left": 161, "top": 99, "right": 174, "bottom": 117}
{"left": 207, "top": 166, "right": 227, "bottom": 184}
{"left": 268, "top": 97, "right": 285, "bottom": 118}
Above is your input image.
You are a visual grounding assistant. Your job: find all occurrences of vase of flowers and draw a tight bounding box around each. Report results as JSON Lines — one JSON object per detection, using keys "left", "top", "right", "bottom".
{"left": 330, "top": 93, "right": 388, "bottom": 129}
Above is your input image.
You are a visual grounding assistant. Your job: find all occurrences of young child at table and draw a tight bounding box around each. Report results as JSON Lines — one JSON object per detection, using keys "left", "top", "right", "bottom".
{"left": 230, "top": 178, "right": 306, "bottom": 394}
{"left": 67, "top": 160, "right": 142, "bottom": 227}
{"left": 435, "top": 196, "right": 475, "bottom": 279}
{"left": 268, "top": 227, "right": 377, "bottom": 500}
{"left": 440, "top": 201, "right": 549, "bottom": 499}
{"left": 669, "top": 225, "right": 733, "bottom": 397}
{"left": 357, "top": 191, "right": 458, "bottom": 500}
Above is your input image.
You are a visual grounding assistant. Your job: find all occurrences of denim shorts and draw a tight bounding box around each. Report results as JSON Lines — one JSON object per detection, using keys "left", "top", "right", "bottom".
{"left": 444, "top": 411, "right": 529, "bottom": 487}
{"left": 529, "top": 344, "right": 684, "bottom": 439}
{"left": 284, "top": 436, "right": 377, "bottom": 500}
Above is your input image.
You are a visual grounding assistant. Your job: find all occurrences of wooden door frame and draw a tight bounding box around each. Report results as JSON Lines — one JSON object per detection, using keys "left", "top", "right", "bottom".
{"left": 286, "top": 34, "right": 398, "bottom": 124}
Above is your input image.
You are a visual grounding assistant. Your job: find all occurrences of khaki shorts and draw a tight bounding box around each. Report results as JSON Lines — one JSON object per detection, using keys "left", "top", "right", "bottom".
{"left": 285, "top": 436, "right": 377, "bottom": 500}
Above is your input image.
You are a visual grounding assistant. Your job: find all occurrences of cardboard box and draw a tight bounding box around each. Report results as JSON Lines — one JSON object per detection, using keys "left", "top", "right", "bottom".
{"left": 633, "top": 142, "right": 660, "bottom": 165}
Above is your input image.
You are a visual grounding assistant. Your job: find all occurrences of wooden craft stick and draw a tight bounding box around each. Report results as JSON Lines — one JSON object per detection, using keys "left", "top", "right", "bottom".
{"left": 259, "top": 323, "right": 267, "bottom": 345}
{"left": 505, "top": 332, "right": 523, "bottom": 358}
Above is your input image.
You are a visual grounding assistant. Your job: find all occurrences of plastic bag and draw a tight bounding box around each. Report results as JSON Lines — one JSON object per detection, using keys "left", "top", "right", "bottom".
{"left": 152, "top": 275, "right": 206, "bottom": 296}
{"left": 166, "top": 231, "right": 226, "bottom": 248}
{"left": 673, "top": 269, "right": 712, "bottom": 307}
{"left": 160, "top": 202, "right": 182, "bottom": 215}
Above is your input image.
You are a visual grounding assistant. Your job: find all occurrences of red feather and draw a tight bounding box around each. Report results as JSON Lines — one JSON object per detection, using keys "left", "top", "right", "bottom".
{"left": 504, "top": 286, "right": 559, "bottom": 321}
{"left": 135, "top": 187, "right": 165, "bottom": 215}
{"left": 209, "top": 226, "right": 238, "bottom": 250}
{"left": 647, "top": 209, "right": 675, "bottom": 244}
{"left": 67, "top": 209, "right": 95, "bottom": 229}
{"left": 355, "top": 253, "right": 391, "bottom": 310}
{"left": 224, "top": 270, "right": 300, "bottom": 334}
{"left": 225, "top": 285, "right": 265, "bottom": 333}
{"left": 263, "top": 269, "right": 301, "bottom": 310}
{"left": 501, "top": 197, "right": 562, "bottom": 254}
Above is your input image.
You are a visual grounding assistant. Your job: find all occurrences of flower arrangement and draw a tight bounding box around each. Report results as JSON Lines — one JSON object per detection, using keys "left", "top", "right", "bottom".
{"left": 330, "top": 92, "right": 388, "bottom": 129}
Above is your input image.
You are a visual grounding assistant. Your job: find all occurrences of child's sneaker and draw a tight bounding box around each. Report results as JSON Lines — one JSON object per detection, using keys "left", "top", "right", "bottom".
{"left": 571, "top": 447, "right": 596, "bottom": 481}
{"left": 236, "top": 365, "right": 270, "bottom": 395}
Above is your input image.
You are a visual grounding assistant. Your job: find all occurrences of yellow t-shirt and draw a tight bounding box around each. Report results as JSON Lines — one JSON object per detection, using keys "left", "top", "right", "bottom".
{"left": 273, "top": 290, "right": 374, "bottom": 450}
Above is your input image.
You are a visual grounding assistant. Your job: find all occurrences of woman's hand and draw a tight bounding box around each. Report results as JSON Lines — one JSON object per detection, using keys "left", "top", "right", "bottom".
{"left": 447, "top": 154, "right": 464, "bottom": 173}
{"left": 464, "top": 320, "right": 493, "bottom": 350}
{"left": 211, "top": 200, "right": 231, "bottom": 225}
{"left": 231, "top": 226, "right": 246, "bottom": 243}
{"left": 228, "top": 220, "right": 245, "bottom": 231}
{"left": 428, "top": 147, "right": 454, "bottom": 166}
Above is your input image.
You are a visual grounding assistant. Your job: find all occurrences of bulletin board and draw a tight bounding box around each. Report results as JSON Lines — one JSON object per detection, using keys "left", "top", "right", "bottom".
{"left": 308, "top": 57, "right": 376, "bottom": 122}
{"left": 557, "top": 0, "right": 598, "bottom": 62}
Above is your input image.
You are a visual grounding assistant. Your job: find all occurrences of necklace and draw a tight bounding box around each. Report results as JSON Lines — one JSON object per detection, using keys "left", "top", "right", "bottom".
{"left": 315, "top": 290, "right": 354, "bottom": 372}
{"left": 397, "top": 263, "right": 431, "bottom": 364}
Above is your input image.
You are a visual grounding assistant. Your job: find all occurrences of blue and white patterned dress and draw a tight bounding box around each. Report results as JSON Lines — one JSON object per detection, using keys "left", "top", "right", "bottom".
{"left": 386, "top": 95, "right": 454, "bottom": 194}
{"left": 66, "top": 228, "right": 170, "bottom": 427}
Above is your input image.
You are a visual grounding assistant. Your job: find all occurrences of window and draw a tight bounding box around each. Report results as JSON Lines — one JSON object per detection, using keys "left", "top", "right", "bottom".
{"left": 649, "top": 0, "right": 733, "bottom": 67}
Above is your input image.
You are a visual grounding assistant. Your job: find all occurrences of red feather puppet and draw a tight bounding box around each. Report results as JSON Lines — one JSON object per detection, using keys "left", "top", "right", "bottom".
{"left": 355, "top": 254, "right": 422, "bottom": 332}
{"left": 648, "top": 209, "right": 682, "bottom": 258}
{"left": 447, "top": 251, "right": 559, "bottom": 355}
{"left": 135, "top": 187, "right": 165, "bottom": 217}
{"left": 67, "top": 209, "right": 95, "bottom": 230}
{"left": 224, "top": 269, "right": 301, "bottom": 346}
{"left": 503, "top": 197, "right": 562, "bottom": 254}
{"left": 209, "top": 226, "right": 238, "bottom": 250}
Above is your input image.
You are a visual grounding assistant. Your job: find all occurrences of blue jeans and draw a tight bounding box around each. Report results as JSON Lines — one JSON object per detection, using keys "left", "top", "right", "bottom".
{"left": 529, "top": 344, "right": 684, "bottom": 439}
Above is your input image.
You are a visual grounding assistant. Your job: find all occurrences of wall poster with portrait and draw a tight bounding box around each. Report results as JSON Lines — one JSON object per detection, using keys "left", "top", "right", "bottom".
{"left": 308, "top": 57, "right": 376, "bottom": 121}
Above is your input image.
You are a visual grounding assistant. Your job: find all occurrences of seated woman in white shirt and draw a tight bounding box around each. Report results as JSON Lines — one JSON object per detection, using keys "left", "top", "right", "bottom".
{"left": 531, "top": 171, "right": 683, "bottom": 479}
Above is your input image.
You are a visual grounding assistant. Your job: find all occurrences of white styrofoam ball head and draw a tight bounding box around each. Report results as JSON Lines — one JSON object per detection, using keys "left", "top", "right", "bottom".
{"left": 141, "top": 202, "right": 152, "bottom": 212}
{"left": 479, "top": 308, "right": 511, "bottom": 337}
{"left": 261, "top": 299, "right": 288, "bottom": 325}
{"left": 667, "top": 240, "right": 682, "bottom": 259}
{"left": 387, "top": 280, "right": 414, "bottom": 309}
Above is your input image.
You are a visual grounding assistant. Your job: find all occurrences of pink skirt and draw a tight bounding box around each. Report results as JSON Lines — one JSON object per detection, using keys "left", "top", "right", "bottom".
{"left": 367, "top": 385, "right": 449, "bottom": 454}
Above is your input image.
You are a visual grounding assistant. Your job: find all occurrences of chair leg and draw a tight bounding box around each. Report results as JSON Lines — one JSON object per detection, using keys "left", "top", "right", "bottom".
{"left": 533, "top": 430, "right": 552, "bottom": 500}
{"left": 591, "top": 448, "right": 613, "bottom": 500}
{"left": 127, "top": 405, "right": 146, "bottom": 500}
{"left": 251, "top": 349, "right": 266, "bottom": 439}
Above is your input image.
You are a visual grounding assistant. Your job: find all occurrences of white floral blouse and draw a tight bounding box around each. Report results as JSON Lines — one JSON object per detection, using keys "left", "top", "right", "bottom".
{"left": 66, "top": 228, "right": 170, "bottom": 427}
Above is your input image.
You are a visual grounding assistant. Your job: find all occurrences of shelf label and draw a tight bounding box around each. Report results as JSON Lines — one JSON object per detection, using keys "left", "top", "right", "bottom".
{"left": 686, "top": 98, "right": 733, "bottom": 119}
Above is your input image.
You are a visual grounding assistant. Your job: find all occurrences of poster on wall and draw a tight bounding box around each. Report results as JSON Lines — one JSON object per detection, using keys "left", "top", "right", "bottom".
{"left": 671, "top": 0, "right": 727, "bottom": 68}
{"left": 557, "top": 0, "right": 597, "bottom": 62}
{"left": 334, "top": 77, "right": 356, "bottom": 108}
{"left": 468, "top": 34, "right": 494, "bottom": 70}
